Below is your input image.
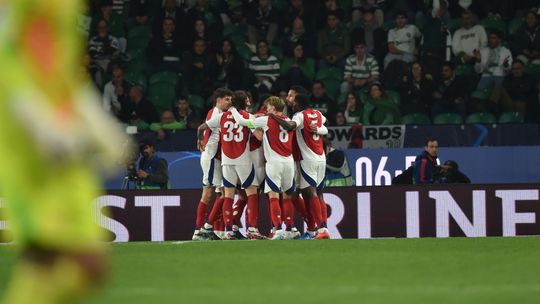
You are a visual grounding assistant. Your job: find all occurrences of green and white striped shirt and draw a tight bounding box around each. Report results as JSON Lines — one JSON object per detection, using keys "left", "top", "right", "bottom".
{"left": 343, "top": 54, "right": 379, "bottom": 79}
{"left": 248, "top": 55, "right": 280, "bottom": 81}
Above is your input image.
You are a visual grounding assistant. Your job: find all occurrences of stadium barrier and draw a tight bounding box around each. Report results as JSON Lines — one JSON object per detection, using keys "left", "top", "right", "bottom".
{"left": 105, "top": 146, "right": 540, "bottom": 189}
{"left": 3, "top": 184, "right": 538, "bottom": 242}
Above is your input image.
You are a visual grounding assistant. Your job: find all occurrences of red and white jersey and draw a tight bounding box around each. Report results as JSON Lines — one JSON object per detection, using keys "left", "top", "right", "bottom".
{"left": 292, "top": 109, "right": 327, "bottom": 162}
{"left": 218, "top": 110, "right": 255, "bottom": 165}
{"left": 253, "top": 114, "right": 294, "bottom": 163}
{"left": 201, "top": 107, "right": 222, "bottom": 160}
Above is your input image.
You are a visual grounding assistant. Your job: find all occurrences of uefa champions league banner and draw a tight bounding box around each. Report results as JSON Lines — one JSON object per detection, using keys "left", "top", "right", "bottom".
{"left": 328, "top": 125, "right": 405, "bottom": 150}
{"left": 3, "top": 185, "right": 538, "bottom": 242}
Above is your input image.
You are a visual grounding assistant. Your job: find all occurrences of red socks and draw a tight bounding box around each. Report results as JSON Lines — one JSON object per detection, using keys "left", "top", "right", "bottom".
{"left": 196, "top": 201, "right": 208, "bottom": 229}
{"left": 292, "top": 196, "right": 308, "bottom": 222}
{"left": 269, "top": 197, "right": 282, "bottom": 229}
{"left": 222, "top": 197, "right": 234, "bottom": 230}
{"left": 320, "top": 198, "right": 328, "bottom": 227}
{"left": 282, "top": 198, "right": 294, "bottom": 227}
{"left": 207, "top": 196, "right": 223, "bottom": 224}
{"left": 233, "top": 199, "right": 247, "bottom": 225}
{"left": 246, "top": 194, "right": 259, "bottom": 228}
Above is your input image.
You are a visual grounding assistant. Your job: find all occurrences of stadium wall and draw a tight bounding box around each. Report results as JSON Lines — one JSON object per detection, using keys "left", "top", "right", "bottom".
{"left": 105, "top": 146, "right": 540, "bottom": 189}
{"left": 3, "top": 185, "right": 538, "bottom": 242}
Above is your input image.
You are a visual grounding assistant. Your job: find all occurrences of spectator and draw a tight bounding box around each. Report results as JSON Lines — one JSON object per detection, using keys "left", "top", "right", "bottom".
{"left": 281, "top": 17, "right": 316, "bottom": 58}
{"left": 185, "top": 0, "right": 223, "bottom": 36}
{"left": 343, "top": 92, "right": 363, "bottom": 125}
{"left": 351, "top": 1, "right": 384, "bottom": 27}
{"left": 137, "top": 139, "right": 169, "bottom": 190}
{"left": 511, "top": 11, "right": 540, "bottom": 65}
{"left": 421, "top": 1, "right": 452, "bottom": 79}
{"left": 384, "top": 10, "right": 421, "bottom": 68}
{"left": 350, "top": 9, "right": 387, "bottom": 67}
{"left": 452, "top": 10, "right": 487, "bottom": 65}
{"left": 173, "top": 96, "right": 201, "bottom": 129}
{"left": 310, "top": 80, "right": 335, "bottom": 118}
{"left": 248, "top": 40, "right": 280, "bottom": 94}
{"left": 280, "top": 0, "right": 315, "bottom": 36}
{"left": 208, "top": 39, "right": 246, "bottom": 91}
{"left": 88, "top": 19, "right": 120, "bottom": 72}
{"left": 153, "top": 0, "right": 185, "bottom": 39}
{"left": 103, "top": 66, "right": 131, "bottom": 120}
{"left": 334, "top": 111, "right": 346, "bottom": 126}
{"left": 474, "top": 30, "right": 512, "bottom": 90}
{"left": 90, "top": 0, "right": 126, "bottom": 49}
{"left": 187, "top": 18, "right": 221, "bottom": 53}
{"left": 317, "top": 12, "right": 350, "bottom": 69}
{"left": 147, "top": 17, "right": 183, "bottom": 74}
{"left": 150, "top": 110, "right": 186, "bottom": 141}
{"left": 315, "top": 0, "right": 345, "bottom": 31}
{"left": 183, "top": 38, "right": 213, "bottom": 97}
{"left": 124, "top": 85, "right": 160, "bottom": 130}
{"left": 247, "top": 0, "right": 279, "bottom": 46}
{"left": 489, "top": 60, "right": 538, "bottom": 119}
{"left": 412, "top": 137, "right": 439, "bottom": 184}
{"left": 279, "top": 43, "right": 315, "bottom": 90}
{"left": 362, "top": 82, "right": 401, "bottom": 125}
{"left": 128, "top": 0, "right": 151, "bottom": 29}
{"left": 341, "top": 41, "right": 380, "bottom": 94}
{"left": 431, "top": 61, "right": 471, "bottom": 117}
{"left": 397, "top": 61, "right": 435, "bottom": 115}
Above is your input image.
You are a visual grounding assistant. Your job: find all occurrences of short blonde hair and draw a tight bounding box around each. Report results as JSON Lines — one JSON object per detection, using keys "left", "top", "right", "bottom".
{"left": 265, "top": 96, "right": 285, "bottom": 112}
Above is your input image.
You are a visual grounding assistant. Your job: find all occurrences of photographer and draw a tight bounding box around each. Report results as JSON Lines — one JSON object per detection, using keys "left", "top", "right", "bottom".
{"left": 435, "top": 160, "right": 471, "bottom": 184}
{"left": 137, "top": 140, "right": 169, "bottom": 190}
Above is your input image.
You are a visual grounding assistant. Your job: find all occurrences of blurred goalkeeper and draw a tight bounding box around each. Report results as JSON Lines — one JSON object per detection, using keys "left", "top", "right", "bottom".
{"left": 0, "top": 1, "right": 128, "bottom": 304}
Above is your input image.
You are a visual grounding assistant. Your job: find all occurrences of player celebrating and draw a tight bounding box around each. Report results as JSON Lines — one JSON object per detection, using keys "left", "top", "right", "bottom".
{"left": 231, "top": 97, "right": 296, "bottom": 240}
{"left": 199, "top": 91, "right": 265, "bottom": 239}
{"left": 0, "top": 1, "right": 129, "bottom": 303}
{"left": 269, "top": 94, "right": 330, "bottom": 239}
{"left": 192, "top": 88, "right": 233, "bottom": 240}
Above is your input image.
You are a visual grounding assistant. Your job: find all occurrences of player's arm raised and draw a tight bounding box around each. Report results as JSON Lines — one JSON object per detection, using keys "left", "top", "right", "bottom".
{"left": 268, "top": 113, "right": 297, "bottom": 131}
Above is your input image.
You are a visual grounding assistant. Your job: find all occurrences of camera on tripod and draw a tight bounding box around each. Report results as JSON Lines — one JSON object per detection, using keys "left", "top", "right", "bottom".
{"left": 121, "top": 142, "right": 144, "bottom": 189}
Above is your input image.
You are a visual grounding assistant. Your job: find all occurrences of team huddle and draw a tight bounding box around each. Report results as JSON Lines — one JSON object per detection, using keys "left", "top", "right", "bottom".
{"left": 192, "top": 87, "right": 330, "bottom": 240}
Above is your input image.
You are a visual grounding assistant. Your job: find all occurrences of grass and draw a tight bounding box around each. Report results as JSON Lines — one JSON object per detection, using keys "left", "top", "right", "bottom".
{"left": 1, "top": 238, "right": 540, "bottom": 304}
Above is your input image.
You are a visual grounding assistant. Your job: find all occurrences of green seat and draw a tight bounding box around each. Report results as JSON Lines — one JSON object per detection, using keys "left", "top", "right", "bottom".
{"left": 401, "top": 113, "right": 431, "bottom": 125}
{"left": 433, "top": 112, "right": 464, "bottom": 124}
{"left": 269, "top": 45, "right": 283, "bottom": 60}
{"left": 126, "top": 48, "right": 146, "bottom": 62}
{"left": 479, "top": 18, "right": 506, "bottom": 36}
{"left": 455, "top": 64, "right": 475, "bottom": 76}
{"left": 222, "top": 23, "right": 247, "bottom": 38}
{"left": 149, "top": 71, "right": 178, "bottom": 86}
{"left": 337, "top": 91, "right": 348, "bottom": 106}
{"left": 524, "top": 63, "right": 540, "bottom": 77}
{"left": 128, "top": 36, "right": 150, "bottom": 51}
{"left": 465, "top": 112, "right": 497, "bottom": 124}
{"left": 447, "top": 18, "right": 461, "bottom": 34}
{"left": 498, "top": 112, "right": 524, "bottom": 123}
{"left": 148, "top": 82, "right": 176, "bottom": 114}
{"left": 471, "top": 88, "right": 491, "bottom": 100}
{"left": 316, "top": 67, "right": 343, "bottom": 81}
{"left": 386, "top": 90, "right": 400, "bottom": 106}
{"left": 321, "top": 78, "right": 341, "bottom": 100}
{"left": 188, "top": 94, "right": 205, "bottom": 111}
{"left": 237, "top": 45, "right": 254, "bottom": 62}
{"left": 124, "top": 72, "right": 147, "bottom": 88}
{"left": 382, "top": 19, "right": 394, "bottom": 31}
{"left": 125, "top": 59, "right": 146, "bottom": 74}
{"left": 508, "top": 17, "right": 524, "bottom": 36}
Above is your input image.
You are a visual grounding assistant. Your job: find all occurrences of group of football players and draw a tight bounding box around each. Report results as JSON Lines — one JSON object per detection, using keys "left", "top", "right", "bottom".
{"left": 191, "top": 86, "right": 330, "bottom": 240}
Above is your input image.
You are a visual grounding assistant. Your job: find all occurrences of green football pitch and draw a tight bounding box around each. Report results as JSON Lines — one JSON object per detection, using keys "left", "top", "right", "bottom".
{"left": 1, "top": 237, "right": 539, "bottom": 304}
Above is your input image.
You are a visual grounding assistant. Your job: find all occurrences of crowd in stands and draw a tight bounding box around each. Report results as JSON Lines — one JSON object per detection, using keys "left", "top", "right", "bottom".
{"left": 81, "top": 0, "right": 540, "bottom": 131}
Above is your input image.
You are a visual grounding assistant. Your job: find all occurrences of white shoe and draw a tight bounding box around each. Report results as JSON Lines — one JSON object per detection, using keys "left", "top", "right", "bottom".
{"left": 290, "top": 227, "right": 301, "bottom": 239}
{"left": 246, "top": 227, "right": 267, "bottom": 240}
{"left": 192, "top": 230, "right": 205, "bottom": 241}
{"left": 215, "top": 230, "right": 226, "bottom": 240}
{"left": 271, "top": 229, "right": 286, "bottom": 240}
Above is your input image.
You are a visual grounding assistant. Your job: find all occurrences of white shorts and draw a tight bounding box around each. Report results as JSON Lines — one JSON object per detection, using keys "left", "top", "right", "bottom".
{"left": 222, "top": 164, "right": 258, "bottom": 189}
{"left": 299, "top": 160, "right": 326, "bottom": 190}
{"left": 200, "top": 157, "right": 222, "bottom": 187}
{"left": 251, "top": 149, "right": 265, "bottom": 187}
{"left": 264, "top": 161, "right": 295, "bottom": 194}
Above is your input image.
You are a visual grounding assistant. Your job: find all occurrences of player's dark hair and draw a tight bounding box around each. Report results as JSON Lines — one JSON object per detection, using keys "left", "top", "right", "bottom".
{"left": 442, "top": 61, "right": 455, "bottom": 71}
{"left": 289, "top": 85, "right": 307, "bottom": 95}
{"left": 425, "top": 137, "right": 438, "bottom": 146}
{"left": 295, "top": 94, "right": 310, "bottom": 110}
{"left": 213, "top": 87, "right": 233, "bottom": 100}
{"left": 232, "top": 91, "right": 248, "bottom": 110}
